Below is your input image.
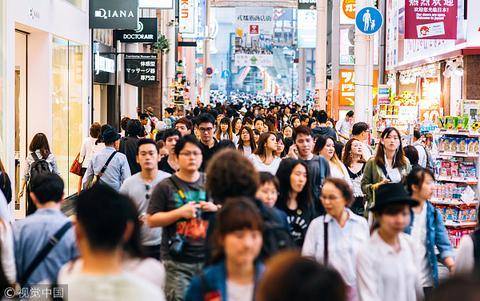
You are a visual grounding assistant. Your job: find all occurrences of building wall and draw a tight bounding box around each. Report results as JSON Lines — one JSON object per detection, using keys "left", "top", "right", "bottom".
{"left": 464, "top": 55, "right": 480, "bottom": 100}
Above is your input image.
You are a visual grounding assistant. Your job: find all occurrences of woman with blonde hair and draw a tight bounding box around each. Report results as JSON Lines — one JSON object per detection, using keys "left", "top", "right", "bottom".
{"left": 314, "top": 136, "right": 352, "bottom": 187}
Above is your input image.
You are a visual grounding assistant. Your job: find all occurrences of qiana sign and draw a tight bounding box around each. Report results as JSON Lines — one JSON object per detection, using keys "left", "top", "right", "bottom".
{"left": 405, "top": 0, "right": 458, "bottom": 40}
{"left": 89, "top": 0, "right": 139, "bottom": 29}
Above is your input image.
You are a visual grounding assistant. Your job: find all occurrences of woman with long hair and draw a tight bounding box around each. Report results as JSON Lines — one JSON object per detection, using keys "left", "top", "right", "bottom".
{"left": 342, "top": 138, "right": 367, "bottom": 216}
{"left": 19, "top": 133, "right": 59, "bottom": 215}
{"left": 237, "top": 126, "right": 257, "bottom": 157}
{"left": 216, "top": 117, "right": 233, "bottom": 141}
{"left": 303, "top": 178, "right": 369, "bottom": 301}
{"left": 405, "top": 168, "right": 454, "bottom": 298}
{"left": 232, "top": 117, "right": 243, "bottom": 145}
{"left": 283, "top": 125, "right": 294, "bottom": 139}
{"left": 185, "top": 198, "right": 264, "bottom": 301}
{"left": 314, "top": 136, "right": 352, "bottom": 186}
{"left": 77, "top": 122, "right": 105, "bottom": 193}
{"left": 249, "top": 132, "right": 281, "bottom": 175}
{"left": 275, "top": 158, "right": 314, "bottom": 247}
{"left": 275, "top": 133, "right": 287, "bottom": 158}
{"left": 361, "top": 127, "right": 411, "bottom": 213}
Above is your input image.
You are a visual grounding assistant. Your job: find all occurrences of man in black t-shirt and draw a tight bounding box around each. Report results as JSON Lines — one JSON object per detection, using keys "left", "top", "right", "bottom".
{"left": 147, "top": 135, "right": 218, "bottom": 301}
{"left": 195, "top": 113, "right": 219, "bottom": 171}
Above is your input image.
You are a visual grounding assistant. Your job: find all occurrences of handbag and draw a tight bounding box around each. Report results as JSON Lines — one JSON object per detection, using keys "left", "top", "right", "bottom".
{"left": 70, "top": 153, "right": 84, "bottom": 176}
{"left": 84, "top": 151, "right": 117, "bottom": 189}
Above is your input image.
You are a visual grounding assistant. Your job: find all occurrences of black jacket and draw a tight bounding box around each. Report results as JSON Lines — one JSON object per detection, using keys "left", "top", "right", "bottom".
{"left": 119, "top": 136, "right": 141, "bottom": 175}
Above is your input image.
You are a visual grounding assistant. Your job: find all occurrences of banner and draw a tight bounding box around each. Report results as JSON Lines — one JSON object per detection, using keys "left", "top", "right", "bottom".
{"left": 124, "top": 54, "right": 158, "bottom": 87}
{"left": 234, "top": 7, "right": 274, "bottom": 67}
{"left": 179, "top": 0, "right": 195, "bottom": 34}
{"left": 115, "top": 18, "right": 158, "bottom": 43}
{"left": 297, "top": 9, "right": 317, "bottom": 48}
{"left": 89, "top": 0, "right": 138, "bottom": 29}
{"left": 405, "top": 0, "right": 458, "bottom": 39}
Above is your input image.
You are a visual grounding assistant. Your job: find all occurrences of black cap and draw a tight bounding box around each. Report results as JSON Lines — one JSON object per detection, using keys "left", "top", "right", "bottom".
{"left": 102, "top": 126, "right": 121, "bottom": 144}
{"left": 370, "top": 183, "right": 418, "bottom": 212}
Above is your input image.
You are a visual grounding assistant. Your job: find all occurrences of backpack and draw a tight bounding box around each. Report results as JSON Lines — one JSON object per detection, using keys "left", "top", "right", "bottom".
{"left": 29, "top": 152, "right": 51, "bottom": 183}
{"left": 258, "top": 202, "right": 295, "bottom": 259}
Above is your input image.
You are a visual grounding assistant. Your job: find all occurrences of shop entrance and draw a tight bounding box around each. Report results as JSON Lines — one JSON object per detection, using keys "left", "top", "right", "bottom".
{"left": 14, "top": 30, "right": 28, "bottom": 216}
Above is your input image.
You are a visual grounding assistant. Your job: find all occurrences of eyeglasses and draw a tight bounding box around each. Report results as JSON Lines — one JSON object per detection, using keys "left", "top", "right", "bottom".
{"left": 198, "top": 127, "right": 213, "bottom": 132}
{"left": 179, "top": 151, "right": 202, "bottom": 157}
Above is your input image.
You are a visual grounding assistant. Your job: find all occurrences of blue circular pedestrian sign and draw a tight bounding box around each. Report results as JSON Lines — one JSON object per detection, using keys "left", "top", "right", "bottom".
{"left": 355, "top": 7, "right": 383, "bottom": 35}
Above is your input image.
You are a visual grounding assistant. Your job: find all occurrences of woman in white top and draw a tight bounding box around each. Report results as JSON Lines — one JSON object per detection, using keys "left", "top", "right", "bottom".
{"left": 342, "top": 138, "right": 367, "bottom": 216}
{"left": 18, "top": 133, "right": 60, "bottom": 215}
{"left": 237, "top": 126, "right": 256, "bottom": 157}
{"left": 315, "top": 135, "right": 352, "bottom": 186}
{"left": 302, "top": 178, "right": 369, "bottom": 301}
{"left": 249, "top": 132, "right": 281, "bottom": 175}
{"left": 356, "top": 183, "right": 423, "bottom": 301}
{"left": 78, "top": 122, "right": 105, "bottom": 193}
{"left": 216, "top": 117, "right": 233, "bottom": 141}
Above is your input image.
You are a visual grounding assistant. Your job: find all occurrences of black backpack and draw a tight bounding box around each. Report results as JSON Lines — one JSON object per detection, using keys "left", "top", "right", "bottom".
{"left": 258, "top": 202, "right": 295, "bottom": 259}
{"left": 29, "top": 152, "right": 51, "bottom": 182}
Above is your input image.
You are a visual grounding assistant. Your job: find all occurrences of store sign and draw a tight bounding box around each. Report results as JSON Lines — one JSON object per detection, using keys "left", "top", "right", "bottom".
{"left": 115, "top": 18, "right": 158, "bottom": 43}
{"left": 234, "top": 7, "right": 274, "bottom": 67}
{"left": 405, "top": 0, "right": 458, "bottom": 39}
{"left": 89, "top": 0, "right": 139, "bottom": 29}
{"left": 139, "top": 0, "right": 174, "bottom": 8}
{"left": 297, "top": 9, "right": 317, "bottom": 48}
{"left": 378, "top": 84, "right": 391, "bottom": 104}
{"left": 340, "top": 27, "right": 355, "bottom": 64}
{"left": 340, "top": 0, "right": 356, "bottom": 24}
{"left": 93, "top": 42, "right": 115, "bottom": 84}
{"left": 179, "top": 0, "right": 195, "bottom": 34}
{"left": 339, "top": 69, "right": 379, "bottom": 106}
{"left": 298, "top": 0, "right": 316, "bottom": 10}
{"left": 124, "top": 54, "right": 157, "bottom": 87}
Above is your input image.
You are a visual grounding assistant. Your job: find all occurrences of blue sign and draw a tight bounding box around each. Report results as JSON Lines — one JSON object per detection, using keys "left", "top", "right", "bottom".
{"left": 355, "top": 7, "right": 383, "bottom": 35}
{"left": 221, "top": 70, "right": 231, "bottom": 79}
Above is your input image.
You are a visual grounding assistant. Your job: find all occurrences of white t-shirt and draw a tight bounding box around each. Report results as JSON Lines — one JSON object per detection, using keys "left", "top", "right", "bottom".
{"left": 248, "top": 154, "right": 281, "bottom": 175}
{"left": 240, "top": 145, "right": 252, "bottom": 157}
{"left": 61, "top": 272, "right": 165, "bottom": 301}
{"left": 411, "top": 203, "right": 433, "bottom": 287}
{"left": 329, "top": 161, "right": 353, "bottom": 187}
{"left": 227, "top": 280, "right": 254, "bottom": 301}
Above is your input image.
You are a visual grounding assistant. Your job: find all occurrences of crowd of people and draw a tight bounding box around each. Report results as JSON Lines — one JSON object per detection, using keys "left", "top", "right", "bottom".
{"left": 1, "top": 100, "right": 480, "bottom": 300}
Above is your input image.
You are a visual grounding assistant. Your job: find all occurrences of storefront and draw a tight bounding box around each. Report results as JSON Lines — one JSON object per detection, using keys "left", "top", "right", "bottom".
{"left": 3, "top": 0, "right": 89, "bottom": 217}
{"left": 0, "top": 0, "right": 6, "bottom": 165}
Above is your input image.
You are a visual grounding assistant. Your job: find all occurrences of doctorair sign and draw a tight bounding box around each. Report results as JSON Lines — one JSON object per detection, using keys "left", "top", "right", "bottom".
{"left": 89, "top": 0, "right": 139, "bottom": 29}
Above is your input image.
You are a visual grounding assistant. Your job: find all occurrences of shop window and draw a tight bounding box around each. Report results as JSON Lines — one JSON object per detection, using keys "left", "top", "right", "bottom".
{"left": 52, "top": 37, "right": 84, "bottom": 196}
{"left": 64, "top": 0, "right": 85, "bottom": 10}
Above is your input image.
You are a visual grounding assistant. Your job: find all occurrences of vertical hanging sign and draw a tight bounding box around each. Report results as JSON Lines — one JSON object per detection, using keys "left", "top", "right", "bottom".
{"left": 405, "top": 0, "right": 458, "bottom": 39}
{"left": 179, "top": 0, "right": 195, "bottom": 34}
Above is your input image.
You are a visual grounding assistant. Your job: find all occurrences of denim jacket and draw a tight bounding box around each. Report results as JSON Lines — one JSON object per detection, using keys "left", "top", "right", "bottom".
{"left": 404, "top": 201, "right": 454, "bottom": 287}
{"left": 185, "top": 260, "right": 265, "bottom": 301}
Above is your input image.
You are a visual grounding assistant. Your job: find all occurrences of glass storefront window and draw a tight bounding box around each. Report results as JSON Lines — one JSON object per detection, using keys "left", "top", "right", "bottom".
{"left": 64, "top": 0, "right": 85, "bottom": 10}
{"left": 52, "top": 37, "right": 84, "bottom": 196}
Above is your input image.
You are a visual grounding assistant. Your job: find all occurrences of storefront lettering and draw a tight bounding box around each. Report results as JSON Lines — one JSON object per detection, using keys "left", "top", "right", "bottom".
{"left": 94, "top": 9, "right": 135, "bottom": 20}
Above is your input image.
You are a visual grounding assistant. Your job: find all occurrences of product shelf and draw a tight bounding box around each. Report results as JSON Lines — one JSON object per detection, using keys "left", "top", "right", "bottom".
{"left": 430, "top": 198, "right": 479, "bottom": 206}
{"left": 436, "top": 176, "right": 478, "bottom": 185}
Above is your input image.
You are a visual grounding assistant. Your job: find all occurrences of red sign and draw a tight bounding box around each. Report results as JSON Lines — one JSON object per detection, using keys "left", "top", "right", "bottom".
{"left": 405, "top": 0, "right": 458, "bottom": 40}
{"left": 249, "top": 25, "right": 259, "bottom": 34}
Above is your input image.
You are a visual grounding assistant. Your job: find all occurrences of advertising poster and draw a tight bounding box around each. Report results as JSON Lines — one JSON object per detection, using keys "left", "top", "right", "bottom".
{"left": 339, "top": 69, "right": 378, "bottom": 106}
{"left": 234, "top": 7, "right": 274, "bottom": 67}
{"left": 405, "top": 0, "right": 458, "bottom": 39}
{"left": 297, "top": 9, "right": 317, "bottom": 48}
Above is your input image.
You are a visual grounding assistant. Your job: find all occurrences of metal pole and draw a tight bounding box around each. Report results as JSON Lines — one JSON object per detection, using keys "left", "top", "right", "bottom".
{"left": 90, "top": 29, "right": 94, "bottom": 123}
{"left": 378, "top": 0, "right": 387, "bottom": 84}
{"left": 202, "top": 0, "right": 211, "bottom": 105}
{"left": 315, "top": 0, "right": 328, "bottom": 110}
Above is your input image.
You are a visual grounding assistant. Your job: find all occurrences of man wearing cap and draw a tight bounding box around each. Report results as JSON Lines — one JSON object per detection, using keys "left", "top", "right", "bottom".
{"left": 83, "top": 125, "right": 131, "bottom": 191}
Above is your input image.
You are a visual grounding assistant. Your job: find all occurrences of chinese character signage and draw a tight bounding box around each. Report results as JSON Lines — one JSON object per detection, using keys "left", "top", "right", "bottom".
{"left": 124, "top": 54, "right": 157, "bottom": 87}
{"left": 115, "top": 18, "right": 158, "bottom": 43}
{"left": 234, "top": 7, "right": 274, "bottom": 67}
{"left": 340, "top": 0, "right": 356, "bottom": 24}
{"left": 89, "top": 0, "right": 139, "bottom": 29}
{"left": 405, "top": 0, "right": 458, "bottom": 39}
{"left": 179, "top": 0, "right": 195, "bottom": 34}
{"left": 339, "top": 69, "right": 379, "bottom": 106}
